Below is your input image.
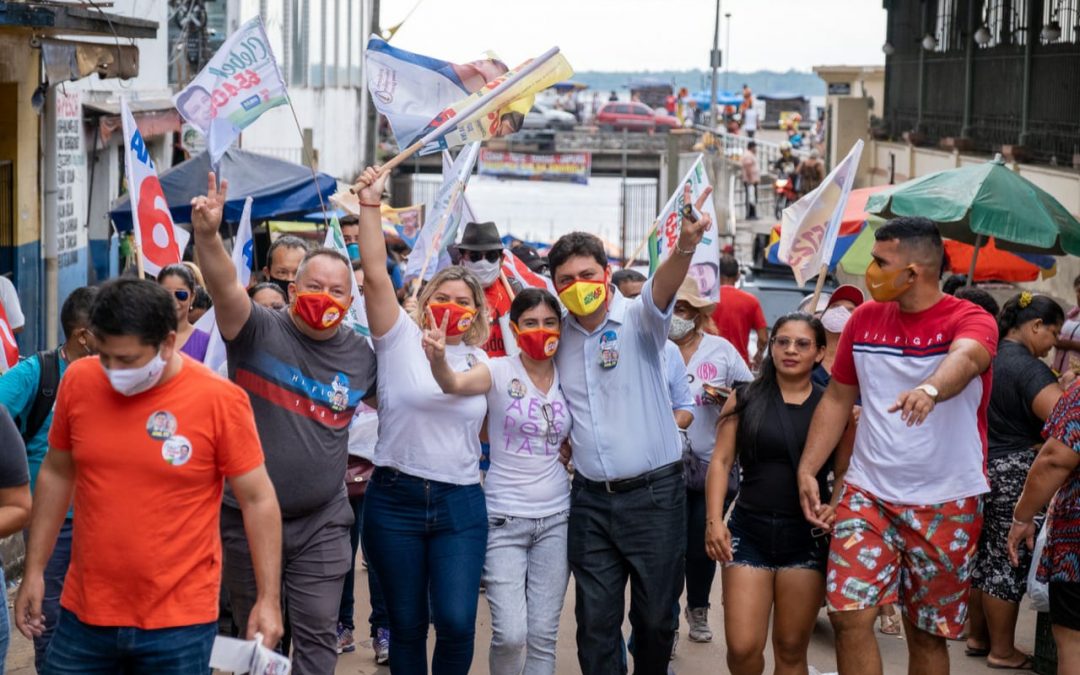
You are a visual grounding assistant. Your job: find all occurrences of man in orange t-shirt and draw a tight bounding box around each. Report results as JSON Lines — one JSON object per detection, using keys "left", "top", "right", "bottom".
{"left": 14, "top": 279, "right": 283, "bottom": 672}
{"left": 711, "top": 255, "right": 768, "bottom": 368}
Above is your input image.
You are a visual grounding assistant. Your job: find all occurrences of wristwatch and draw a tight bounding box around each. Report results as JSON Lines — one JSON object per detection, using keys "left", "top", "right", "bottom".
{"left": 915, "top": 383, "right": 939, "bottom": 401}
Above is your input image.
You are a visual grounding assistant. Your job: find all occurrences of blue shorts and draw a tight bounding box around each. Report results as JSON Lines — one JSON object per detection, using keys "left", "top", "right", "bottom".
{"left": 727, "top": 504, "right": 828, "bottom": 572}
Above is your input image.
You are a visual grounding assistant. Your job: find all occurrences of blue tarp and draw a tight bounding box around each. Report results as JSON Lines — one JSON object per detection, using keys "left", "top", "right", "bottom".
{"left": 690, "top": 90, "right": 744, "bottom": 111}
{"left": 109, "top": 148, "right": 338, "bottom": 230}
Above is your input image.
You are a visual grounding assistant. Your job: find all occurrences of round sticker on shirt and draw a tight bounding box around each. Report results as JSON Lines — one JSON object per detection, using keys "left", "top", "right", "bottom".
{"left": 162, "top": 435, "right": 193, "bottom": 467}
{"left": 465, "top": 354, "right": 478, "bottom": 369}
{"left": 507, "top": 378, "right": 527, "bottom": 399}
{"left": 599, "top": 330, "right": 619, "bottom": 369}
{"left": 146, "top": 411, "right": 177, "bottom": 440}
{"left": 696, "top": 362, "right": 718, "bottom": 381}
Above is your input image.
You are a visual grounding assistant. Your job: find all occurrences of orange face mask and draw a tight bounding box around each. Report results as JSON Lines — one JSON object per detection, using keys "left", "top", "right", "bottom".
{"left": 428, "top": 301, "right": 477, "bottom": 337}
{"left": 294, "top": 292, "right": 348, "bottom": 330}
{"left": 865, "top": 260, "right": 915, "bottom": 303}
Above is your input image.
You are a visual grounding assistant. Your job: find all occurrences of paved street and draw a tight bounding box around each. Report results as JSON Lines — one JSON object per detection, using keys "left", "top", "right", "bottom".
{"left": 5, "top": 564, "right": 1039, "bottom": 674}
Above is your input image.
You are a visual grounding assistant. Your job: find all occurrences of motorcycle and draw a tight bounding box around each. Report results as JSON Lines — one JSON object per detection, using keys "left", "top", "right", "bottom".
{"left": 773, "top": 164, "right": 799, "bottom": 219}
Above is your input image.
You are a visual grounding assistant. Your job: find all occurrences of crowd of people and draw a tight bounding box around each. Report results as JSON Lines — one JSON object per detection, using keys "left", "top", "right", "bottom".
{"left": 0, "top": 167, "right": 1079, "bottom": 675}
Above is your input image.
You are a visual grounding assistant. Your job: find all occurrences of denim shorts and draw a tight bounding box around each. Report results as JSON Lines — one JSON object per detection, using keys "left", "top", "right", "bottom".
{"left": 727, "top": 504, "right": 828, "bottom": 572}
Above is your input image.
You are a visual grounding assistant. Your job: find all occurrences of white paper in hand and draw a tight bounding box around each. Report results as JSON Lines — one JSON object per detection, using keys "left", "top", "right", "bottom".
{"left": 210, "top": 635, "right": 291, "bottom": 674}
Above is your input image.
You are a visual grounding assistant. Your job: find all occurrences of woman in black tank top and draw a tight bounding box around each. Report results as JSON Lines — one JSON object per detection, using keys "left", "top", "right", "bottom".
{"left": 704, "top": 312, "right": 855, "bottom": 675}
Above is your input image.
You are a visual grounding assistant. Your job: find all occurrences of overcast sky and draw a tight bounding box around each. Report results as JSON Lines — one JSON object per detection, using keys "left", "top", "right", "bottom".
{"left": 378, "top": 0, "right": 887, "bottom": 73}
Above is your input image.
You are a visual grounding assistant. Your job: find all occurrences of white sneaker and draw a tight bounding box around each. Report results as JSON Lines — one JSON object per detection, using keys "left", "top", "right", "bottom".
{"left": 685, "top": 606, "right": 713, "bottom": 643}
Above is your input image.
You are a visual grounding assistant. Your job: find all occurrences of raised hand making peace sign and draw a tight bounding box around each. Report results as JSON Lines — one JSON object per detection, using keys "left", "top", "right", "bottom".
{"left": 422, "top": 306, "right": 449, "bottom": 365}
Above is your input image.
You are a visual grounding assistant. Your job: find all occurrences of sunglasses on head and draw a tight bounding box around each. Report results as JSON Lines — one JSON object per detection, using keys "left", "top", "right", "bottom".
{"left": 173, "top": 289, "right": 191, "bottom": 302}
{"left": 465, "top": 249, "right": 502, "bottom": 263}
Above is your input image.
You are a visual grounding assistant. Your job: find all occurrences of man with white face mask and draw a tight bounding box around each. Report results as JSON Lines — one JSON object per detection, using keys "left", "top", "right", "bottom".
{"left": 15, "top": 278, "right": 283, "bottom": 672}
{"left": 457, "top": 221, "right": 520, "bottom": 358}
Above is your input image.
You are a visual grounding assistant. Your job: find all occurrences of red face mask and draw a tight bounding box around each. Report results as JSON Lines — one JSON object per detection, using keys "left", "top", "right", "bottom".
{"left": 512, "top": 323, "right": 560, "bottom": 361}
{"left": 293, "top": 292, "right": 348, "bottom": 330}
{"left": 428, "top": 301, "right": 477, "bottom": 337}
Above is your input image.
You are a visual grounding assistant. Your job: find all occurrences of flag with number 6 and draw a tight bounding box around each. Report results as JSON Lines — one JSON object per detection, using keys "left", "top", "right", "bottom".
{"left": 121, "top": 98, "right": 188, "bottom": 276}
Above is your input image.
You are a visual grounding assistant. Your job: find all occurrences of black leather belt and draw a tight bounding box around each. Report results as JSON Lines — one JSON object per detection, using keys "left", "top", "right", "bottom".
{"left": 575, "top": 461, "right": 683, "bottom": 494}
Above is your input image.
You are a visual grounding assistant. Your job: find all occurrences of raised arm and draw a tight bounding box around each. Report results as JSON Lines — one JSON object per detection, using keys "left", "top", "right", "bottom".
{"left": 353, "top": 167, "right": 402, "bottom": 338}
{"left": 421, "top": 308, "right": 492, "bottom": 396}
{"left": 191, "top": 172, "right": 251, "bottom": 341}
{"left": 651, "top": 185, "right": 714, "bottom": 311}
{"left": 797, "top": 379, "right": 859, "bottom": 528}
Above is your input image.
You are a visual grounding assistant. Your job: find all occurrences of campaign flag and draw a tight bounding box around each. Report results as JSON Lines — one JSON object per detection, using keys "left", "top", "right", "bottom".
{"left": 380, "top": 203, "right": 424, "bottom": 248}
{"left": 403, "top": 142, "right": 481, "bottom": 281}
{"left": 324, "top": 217, "right": 370, "bottom": 337}
{"left": 778, "top": 140, "right": 864, "bottom": 286}
{"left": 366, "top": 36, "right": 513, "bottom": 152}
{"left": 648, "top": 155, "right": 720, "bottom": 302}
{"left": 173, "top": 16, "right": 288, "bottom": 164}
{"left": 0, "top": 302, "right": 18, "bottom": 370}
{"left": 200, "top": 197, "right": 254, "bottom": 372}
{"left": 121, "top": 98, "right": 188, "bottom": 277}
{"left": 502, "top": 249, "right": 555, "bottom": 295}
{"left": 407, "top": 47, "right": 573, "bottom": 155}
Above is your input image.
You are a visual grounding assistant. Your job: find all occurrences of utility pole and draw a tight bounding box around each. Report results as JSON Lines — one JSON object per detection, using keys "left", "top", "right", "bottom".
{"left": 364, "top": 0, "right": 381, "bottom": 169}
{"left": 709, "top": 0, "right": 721, "bottom": 129}
{"left": 724, "top": 13, "right": 732, "bottom": 92}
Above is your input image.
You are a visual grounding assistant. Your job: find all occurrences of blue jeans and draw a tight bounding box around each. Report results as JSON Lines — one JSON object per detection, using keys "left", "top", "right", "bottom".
{"left": 362, "top": 468, "right": 488, "bottom": 675}
{"left": 44, "top": 608, "right": 216, "bottom": 673}
{"left": 0, "top": 567, "right": 8, "bottom": 668}
{"left": 339, "top": 494, "right": 389, "bottom": 636}
{"left": 33, "top": 518, "right": 73, "bottom": 672}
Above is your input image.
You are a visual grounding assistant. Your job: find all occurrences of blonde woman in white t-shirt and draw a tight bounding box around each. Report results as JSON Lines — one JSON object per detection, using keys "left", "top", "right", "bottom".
{"left": 354, "top": 166, "right": 492, "bottom": 673}
{"left": 425, "top": 287, "right": 572, "bottom": 675}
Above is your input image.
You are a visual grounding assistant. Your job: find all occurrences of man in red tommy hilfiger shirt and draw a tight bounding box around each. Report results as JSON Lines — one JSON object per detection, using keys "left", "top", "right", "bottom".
{"left": 796, "top": 217, "right": 997, "bottom": 675}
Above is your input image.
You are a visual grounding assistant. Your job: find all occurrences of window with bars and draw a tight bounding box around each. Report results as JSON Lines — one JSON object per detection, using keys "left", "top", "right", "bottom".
{"left": 981, "top": 0, "right": 1029, "bottom": 47}
{"left": 1042, "top": 0, "right": 1080, "bottom": 43}
{"left": 933, "top": 0, "right": 961, "bottom": 51}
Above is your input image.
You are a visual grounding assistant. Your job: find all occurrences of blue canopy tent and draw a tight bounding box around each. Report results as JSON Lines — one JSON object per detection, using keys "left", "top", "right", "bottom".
{"left": 109, "top": 148, "right": 338, "bottom": 230}
{"left": 690, "top": 90, "right": 744, "bottom": 112}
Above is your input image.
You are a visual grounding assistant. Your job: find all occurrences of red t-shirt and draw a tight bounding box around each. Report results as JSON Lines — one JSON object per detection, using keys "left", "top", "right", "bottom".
{"left": 711, "top": 285, "right": 766, "bottom": 365}
{"left": 48, "top": 355, "right": 264, "bottom": 629}
{"left": 831, "top": 294, "right": 998, "bottom": 504}
{"left": 481, "top": 281, "right": 514, "bottom": 357}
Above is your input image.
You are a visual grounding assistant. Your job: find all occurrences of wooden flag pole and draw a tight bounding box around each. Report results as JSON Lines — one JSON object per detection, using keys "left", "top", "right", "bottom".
{"left": 135, "top": 242, "right": 145, "bottom": 279}
{"left": 807, "top": 263, "right": 830, "bottom": 313}
{"left": 624, "top": 218, "right": 661, "bottom": 267}
{"left": 499, "top": 271, "right": 516, "bottom": 299}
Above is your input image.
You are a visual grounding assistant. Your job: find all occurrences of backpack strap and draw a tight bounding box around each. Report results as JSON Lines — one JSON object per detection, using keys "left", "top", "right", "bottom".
{"left": 21, "top": 349, "right": 61, "bottom": 444}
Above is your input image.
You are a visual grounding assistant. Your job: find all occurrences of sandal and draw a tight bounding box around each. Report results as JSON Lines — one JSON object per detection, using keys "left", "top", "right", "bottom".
{"left": 964, "top": 646, "right": 990, "bottom": 657}
{"left": 878, "top": 613, "right": 901, "bottom": 636}
{"left": 986, "top": 654, "right": 1034, "bottom": 670}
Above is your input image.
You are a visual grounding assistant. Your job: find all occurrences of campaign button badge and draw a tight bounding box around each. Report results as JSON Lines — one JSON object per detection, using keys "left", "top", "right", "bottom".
{"left": 507, "top": 378, "right": 527, "bottom": 399}
{"left": 162, "top": 435, "right": 193, "bottom": 467}
{"left": 146, "top": 411, "right": 177, "bottom": 440}
{"left": 599, "top": 329, "right": 619, "bottom": 369}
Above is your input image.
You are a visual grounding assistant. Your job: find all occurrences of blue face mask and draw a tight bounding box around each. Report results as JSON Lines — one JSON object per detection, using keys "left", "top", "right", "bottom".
{"left": 346, "top": 243, "right": 360, "bottom": 261}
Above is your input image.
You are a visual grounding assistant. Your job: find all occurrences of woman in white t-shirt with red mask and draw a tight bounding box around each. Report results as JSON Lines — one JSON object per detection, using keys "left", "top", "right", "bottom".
{"left": 424, "top": 287, "right": 571, "bottom": 675}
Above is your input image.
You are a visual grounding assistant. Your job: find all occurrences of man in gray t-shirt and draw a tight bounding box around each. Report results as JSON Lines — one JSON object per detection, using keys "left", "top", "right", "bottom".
{"left": 192, "top": 174, "right": 376, "bottom": 675}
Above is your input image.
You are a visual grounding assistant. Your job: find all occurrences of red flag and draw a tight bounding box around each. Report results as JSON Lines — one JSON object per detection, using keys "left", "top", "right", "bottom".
{"left": 501, "top": 249, "right": 554, "bottom": 295}
{"left": 0, "top": 301, "right": 19, "bottom": 369}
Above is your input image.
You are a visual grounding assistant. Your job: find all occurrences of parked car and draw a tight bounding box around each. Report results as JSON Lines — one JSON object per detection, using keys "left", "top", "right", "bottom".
{"left": 596, "top": 101, "right": 660, "bottom": 132}
{"left": 521, "top": 102, "right": 577, "bottom": 131}
{"left": 739, "top": 266, "right": 839, "bottom": 364}
{"left": 653, "top": 111, "right": 680, "bottom": 131}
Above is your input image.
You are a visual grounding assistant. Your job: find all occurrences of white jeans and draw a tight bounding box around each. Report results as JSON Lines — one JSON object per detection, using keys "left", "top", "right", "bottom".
{"left": 483, "top": 510, "right": 570, "bottom": 675}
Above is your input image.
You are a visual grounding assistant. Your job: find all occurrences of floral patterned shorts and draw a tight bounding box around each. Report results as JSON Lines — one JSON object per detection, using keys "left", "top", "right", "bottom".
{"left": 826, "top": 484, "right": 984, "bottom": 638}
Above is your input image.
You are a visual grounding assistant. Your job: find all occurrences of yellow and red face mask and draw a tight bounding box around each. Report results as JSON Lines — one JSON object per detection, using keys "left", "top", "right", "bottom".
{"left": 557, "top": 273, "right": 608, "bottom": 317}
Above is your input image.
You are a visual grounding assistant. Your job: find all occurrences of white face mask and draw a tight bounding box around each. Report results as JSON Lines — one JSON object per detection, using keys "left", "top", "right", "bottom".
{"left": 463, "top": 258, "right": 502, "bottom": 286}
{"left": 103, "top": 351, "right": 167, "bottom": 397}
{"left": 821, "top": 305, "right": 853, "bottom": 334}
{"left": 668, "top": 315, "right": 697, "bottom": 341}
